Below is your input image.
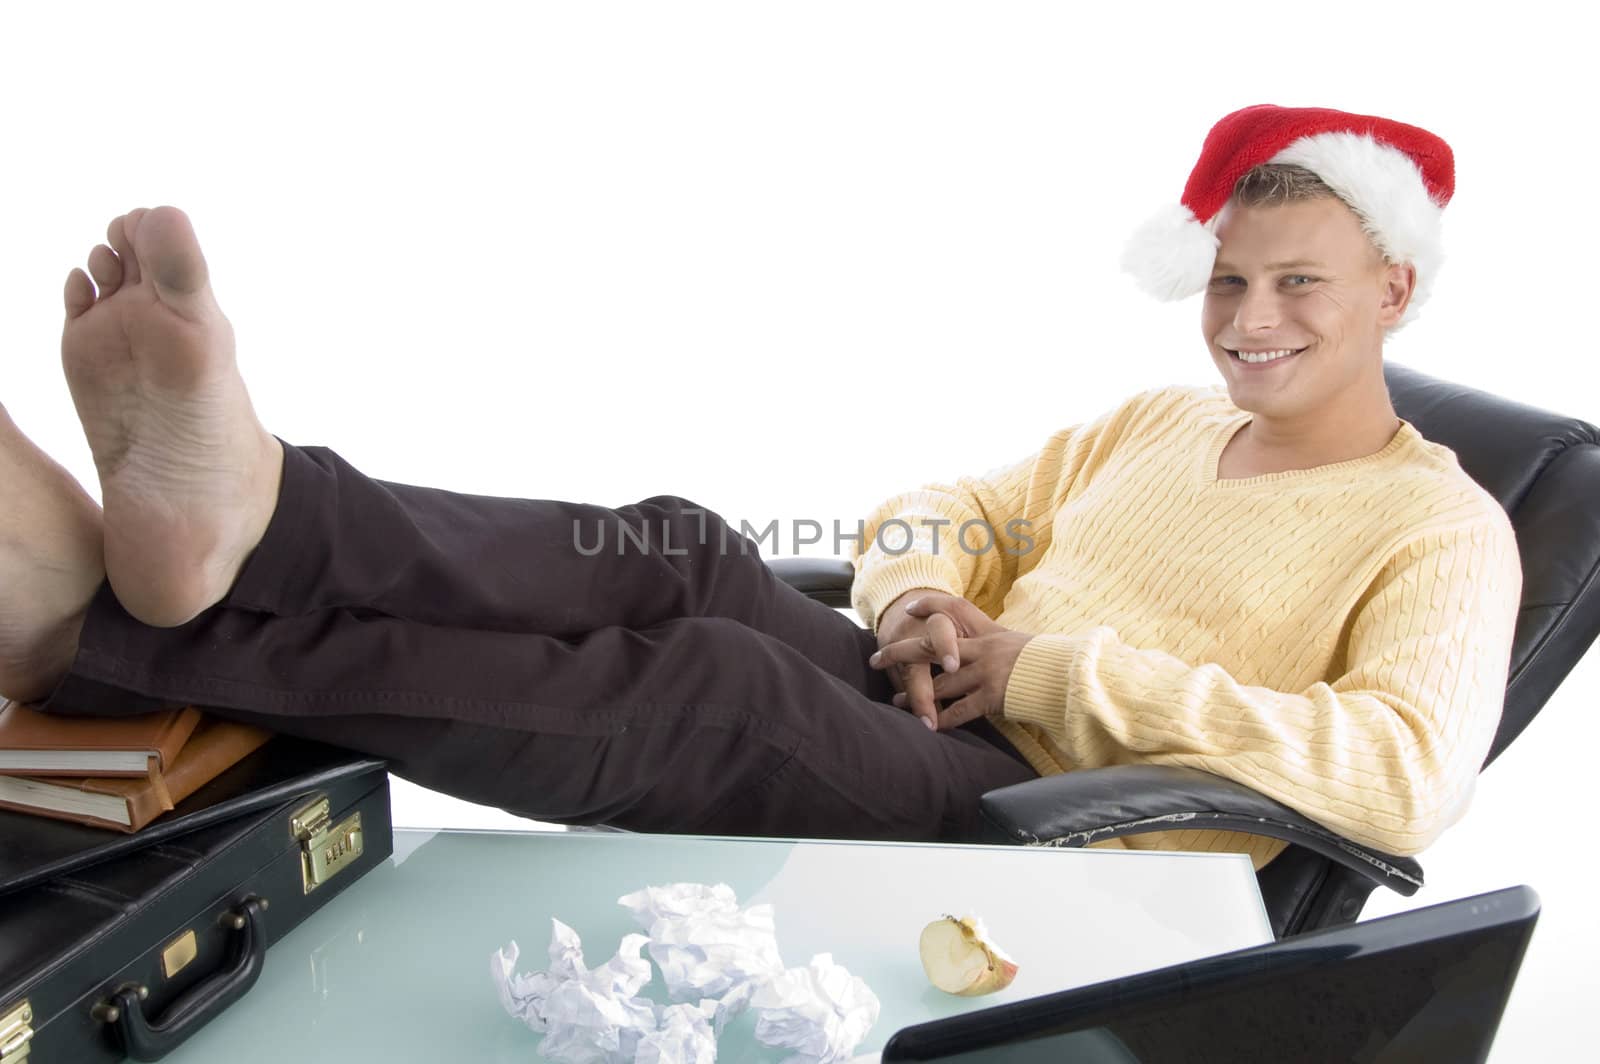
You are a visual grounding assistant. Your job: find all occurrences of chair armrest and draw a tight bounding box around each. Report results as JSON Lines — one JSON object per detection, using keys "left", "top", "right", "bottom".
{"left": 979, "top": 764, "right": 1424, "bottom": 896}
{"left": 766, "top": 556, "right": 856, "bottom": 608}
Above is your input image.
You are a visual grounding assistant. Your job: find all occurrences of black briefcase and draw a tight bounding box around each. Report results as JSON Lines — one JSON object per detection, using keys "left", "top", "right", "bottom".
{"left": 0, "top": 757, "right": 391, "bottom": 1062}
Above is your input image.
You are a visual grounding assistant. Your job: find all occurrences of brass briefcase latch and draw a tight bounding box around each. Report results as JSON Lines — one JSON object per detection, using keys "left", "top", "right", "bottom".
{"left": 0, "top": 998, "right": 32, "bottom": 1062}
{"left": 291, "top": 796, "right": 364, "bottom": 894}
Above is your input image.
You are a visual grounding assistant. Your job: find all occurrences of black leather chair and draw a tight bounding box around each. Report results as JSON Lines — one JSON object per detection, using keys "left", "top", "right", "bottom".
{"left": 768, "top": 362, "right": 1600, "bottom": 938}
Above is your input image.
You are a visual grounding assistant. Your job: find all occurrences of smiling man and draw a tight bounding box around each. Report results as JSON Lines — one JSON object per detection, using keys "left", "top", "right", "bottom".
{"left": 0, "top": 106, "right": 1518, "bottom": 868}
{"left": 857, "top": 105, "right": 1521, "bottom": 867}
{"left": 1204, "top": 176, "right": 1412, "bottom": 481}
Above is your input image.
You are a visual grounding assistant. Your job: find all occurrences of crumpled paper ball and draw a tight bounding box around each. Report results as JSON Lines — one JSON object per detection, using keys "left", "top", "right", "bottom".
{"left": 618, "top": 882, "right": 786, "bottom": 1001}
{"left": 491, "top": 920, "right": 659, "bottom": 1064}
{"left": 749, "top": 953, "right": 881, "bottom": 1064}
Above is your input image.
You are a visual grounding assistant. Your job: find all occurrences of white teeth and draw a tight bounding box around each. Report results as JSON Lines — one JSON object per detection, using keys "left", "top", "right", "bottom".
{"left": 1235, "top": 348, "right": 1298, "bottom": 364}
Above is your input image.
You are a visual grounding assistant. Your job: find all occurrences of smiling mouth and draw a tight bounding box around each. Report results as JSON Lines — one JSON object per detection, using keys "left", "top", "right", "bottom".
{"left": 1227, "top": 346, "right": 1308, "bottom": 365}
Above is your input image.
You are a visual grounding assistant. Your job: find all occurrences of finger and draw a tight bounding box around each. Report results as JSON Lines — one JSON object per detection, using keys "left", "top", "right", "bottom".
{"left": 905, "top": 594, "right": 989, "bottom": 640}
{"left": 870, "top": 635, "right": 941, "bottom": 669}
{"left": 891, "top": 686, "right": 950, "bottom": 709}
{"left": 954, "top": 636, "right": 988, "bottom": 665}
{"left": 904, "top": 663, "right": 938, "bottom": 731}
{"left": 930, "top": 667, "right": 983, "bottom": 702}
{"left": 926, "top": 612, "right": 961, "bottom": 673}
{"left": 937, "top": 695, "right": 990, "bottom": 732}
{"left": 902, "top": 592, "right": 962, "bottom": 617}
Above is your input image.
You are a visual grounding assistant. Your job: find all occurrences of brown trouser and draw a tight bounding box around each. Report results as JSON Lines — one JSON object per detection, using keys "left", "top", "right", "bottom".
{"left": 43, "top": 441, "right": 1037, "bottom": 841}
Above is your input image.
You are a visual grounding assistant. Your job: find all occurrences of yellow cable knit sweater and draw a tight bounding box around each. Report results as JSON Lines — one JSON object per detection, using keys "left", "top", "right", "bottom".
{"left": 850, "top": 384, "right": 1522, "bottom": 869}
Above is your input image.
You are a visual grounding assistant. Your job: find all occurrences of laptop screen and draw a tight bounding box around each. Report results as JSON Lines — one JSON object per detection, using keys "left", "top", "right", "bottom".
{"left": 882, "top": 885, "right": 1539, "bottom": 1063}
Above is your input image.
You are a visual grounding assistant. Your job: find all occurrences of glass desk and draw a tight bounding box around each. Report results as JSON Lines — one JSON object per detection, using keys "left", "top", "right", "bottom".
{"left": 160, "top": 828, "right": 1272, "bottom": 1062}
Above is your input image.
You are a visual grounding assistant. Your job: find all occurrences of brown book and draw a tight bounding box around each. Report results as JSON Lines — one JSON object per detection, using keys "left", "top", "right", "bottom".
{"left": 0, "top": 699, "right": 203, "bottom": 777}
{"left": 0, "top": 718, "right": 274, "bottom": 832}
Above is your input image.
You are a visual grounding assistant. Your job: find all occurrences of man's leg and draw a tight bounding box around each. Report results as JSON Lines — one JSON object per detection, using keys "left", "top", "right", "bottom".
{"left": 41, "top": 204, "right": 1037, "bottom": 835}
{"left": 44, "top": 590, "right": 1035, "bottom": 842}
{"left": 59, "top": 206, "right": 882, "bottom": 697}
{"left": 233, "top": 441, "right": 887, "bottom": 697}
{"left": 4, "top": 395, "right": 1028, "bottom": 837}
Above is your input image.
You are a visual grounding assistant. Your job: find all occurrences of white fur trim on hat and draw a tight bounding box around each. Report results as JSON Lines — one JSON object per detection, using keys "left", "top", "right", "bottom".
{"left": 1120, "top": 202, "right": 1220, "bottom": 301}
{"left": 1271, "top": 132, "right": 1445, "bottom": 328}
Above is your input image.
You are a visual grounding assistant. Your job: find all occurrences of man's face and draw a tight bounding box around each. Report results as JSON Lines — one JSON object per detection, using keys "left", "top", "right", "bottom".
{"left": 1201, "top": 196, "right": 1410, "bottom": 423}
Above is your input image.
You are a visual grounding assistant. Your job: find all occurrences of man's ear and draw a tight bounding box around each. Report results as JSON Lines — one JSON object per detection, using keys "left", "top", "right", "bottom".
{"left": 1377, "top": 261, "right": 1416, "bottom": 328}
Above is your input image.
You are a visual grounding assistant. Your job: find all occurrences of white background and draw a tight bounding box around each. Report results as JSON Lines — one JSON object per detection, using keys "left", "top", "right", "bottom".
{"left": 4, "top": 1, "right": 1595, "bottom": 1057}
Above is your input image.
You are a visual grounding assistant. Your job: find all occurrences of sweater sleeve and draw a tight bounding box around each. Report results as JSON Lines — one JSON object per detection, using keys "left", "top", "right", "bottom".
{"left": 849, "top": 390, "right": 1168, "bottom": 632}
{"left": 1000, "top": 517, "right": 1523, "bottom": 856}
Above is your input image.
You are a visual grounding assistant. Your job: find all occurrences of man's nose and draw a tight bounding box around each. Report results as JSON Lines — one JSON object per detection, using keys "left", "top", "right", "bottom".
{"left": 1233, "top": 285, "right": 1281, "bottom": 333}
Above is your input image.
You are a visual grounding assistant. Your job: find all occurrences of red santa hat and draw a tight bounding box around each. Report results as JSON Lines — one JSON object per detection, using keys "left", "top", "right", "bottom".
{"left": 1121, "top": 104, "right": 1455, "bottom": 327}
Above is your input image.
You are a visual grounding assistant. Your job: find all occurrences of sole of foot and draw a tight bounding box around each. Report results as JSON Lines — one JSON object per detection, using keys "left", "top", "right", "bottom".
{"left": 61, "top": 206, "right": 283, "bottom": 628}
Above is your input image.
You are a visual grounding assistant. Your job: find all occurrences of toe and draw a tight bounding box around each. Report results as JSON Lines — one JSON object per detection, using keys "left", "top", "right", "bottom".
{"left": 132, "top": 206, "right": 213, "bottom": 311}
{"left": 106, "top": 212, "right": 143, "bottom": 287}
{"left": 64, "top": 268, "right": 96, "bottom": 319}
{"left": 86, "top": 244, "right": 124, "bottom": 297}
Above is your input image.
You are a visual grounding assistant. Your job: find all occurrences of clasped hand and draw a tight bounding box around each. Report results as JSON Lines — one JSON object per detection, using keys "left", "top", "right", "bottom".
{"left": 869, "top": 591, "right": 1033, "bottom": 733}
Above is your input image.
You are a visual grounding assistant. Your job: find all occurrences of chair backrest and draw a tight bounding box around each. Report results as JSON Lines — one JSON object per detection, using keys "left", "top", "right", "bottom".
{"left": 1385, "top": 361, "right": 1600, "bottom": 764}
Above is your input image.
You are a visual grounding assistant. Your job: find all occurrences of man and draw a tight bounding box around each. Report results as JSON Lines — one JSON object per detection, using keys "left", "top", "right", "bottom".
{"left": 858, "top": 105, "right": 1519, "bottom": 866}
{"left": 0, "top": 105, "right": 1517, "bottom": 867}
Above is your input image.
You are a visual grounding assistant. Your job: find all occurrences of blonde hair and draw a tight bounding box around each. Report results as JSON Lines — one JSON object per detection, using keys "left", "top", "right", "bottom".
{"left": 1231, "top": 162, "right": 1388, "bottom": 267}
{"left": 1230, "top": 163, "right": 1339, "bottom": 207}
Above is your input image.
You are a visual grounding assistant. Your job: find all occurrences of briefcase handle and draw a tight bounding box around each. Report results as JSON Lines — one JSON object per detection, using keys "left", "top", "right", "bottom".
{"left": 96, "top": 896, "right": 270, "bottom": 1061}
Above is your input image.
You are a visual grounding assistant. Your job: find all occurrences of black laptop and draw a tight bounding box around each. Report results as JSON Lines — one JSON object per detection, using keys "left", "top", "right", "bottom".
{"left": 882, "top": 885, "right": 1539, "bottom": 1063}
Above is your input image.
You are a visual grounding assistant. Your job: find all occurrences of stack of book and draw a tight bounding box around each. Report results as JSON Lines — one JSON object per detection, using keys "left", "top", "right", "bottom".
{"left": 0, "top": 699, "right": 273, "bottom": 832}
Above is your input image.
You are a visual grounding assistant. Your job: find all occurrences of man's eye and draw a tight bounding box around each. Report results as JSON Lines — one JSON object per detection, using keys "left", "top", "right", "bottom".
{"left": 1283, "top": 275, "right": 1318, "bottom": 287}
{"left": 1208, "top": 276, "right": 1244, "bottom": 289}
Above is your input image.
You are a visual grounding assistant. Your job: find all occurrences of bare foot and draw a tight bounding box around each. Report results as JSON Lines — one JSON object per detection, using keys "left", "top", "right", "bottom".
{"left": 0, "top": 407, "right": 105, "bottom": 701}
{"left": 61, "top": 207, "right": 283, "bottom": 628}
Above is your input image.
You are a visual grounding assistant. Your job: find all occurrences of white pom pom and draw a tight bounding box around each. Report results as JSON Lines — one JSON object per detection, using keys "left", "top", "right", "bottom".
{"left": 1120, "top": 203, "right": 1219, "bottom": 301}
